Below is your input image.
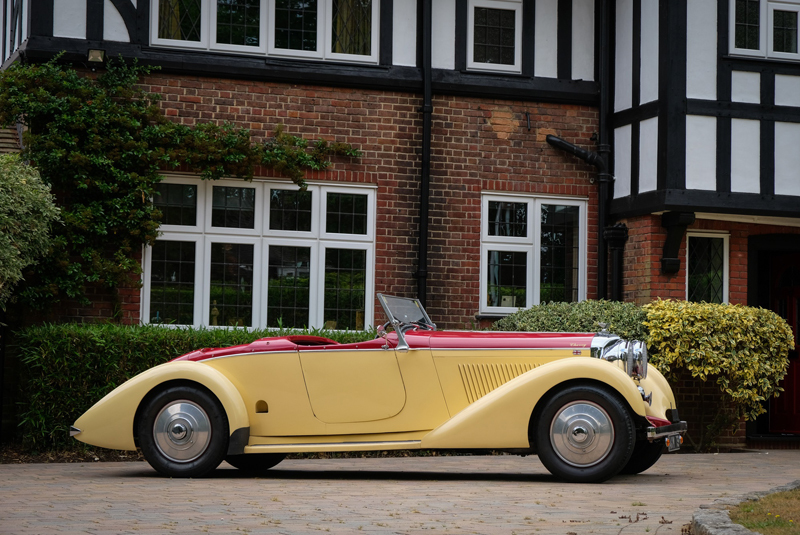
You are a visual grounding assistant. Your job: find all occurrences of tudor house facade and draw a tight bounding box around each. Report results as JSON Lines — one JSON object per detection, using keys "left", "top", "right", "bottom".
{"left": 2, "top": 0, "right": 799, "bottom": 445}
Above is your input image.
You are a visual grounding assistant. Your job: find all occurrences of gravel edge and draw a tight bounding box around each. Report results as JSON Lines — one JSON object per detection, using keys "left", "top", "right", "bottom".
{"left": 691, "top": 479, "right": 800, "bottom": 535}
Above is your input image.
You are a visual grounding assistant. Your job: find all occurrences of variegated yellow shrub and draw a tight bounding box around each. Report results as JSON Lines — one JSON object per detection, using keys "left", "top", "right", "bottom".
{"left": 643, "top": 299, "right": 794, "bottom": 422}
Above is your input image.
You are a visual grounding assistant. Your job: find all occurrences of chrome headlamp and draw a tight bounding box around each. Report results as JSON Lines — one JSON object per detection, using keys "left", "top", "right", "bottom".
{"left": 591, "top": 335, "right": 648, "bottom": 380}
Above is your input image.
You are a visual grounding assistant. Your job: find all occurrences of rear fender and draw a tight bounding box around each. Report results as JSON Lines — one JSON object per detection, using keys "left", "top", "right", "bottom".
{"left": 420, "top": 358, "right": 646, "bottom": 450}
{"left": 72, "top": 361, "right": 249, "bottom": 451}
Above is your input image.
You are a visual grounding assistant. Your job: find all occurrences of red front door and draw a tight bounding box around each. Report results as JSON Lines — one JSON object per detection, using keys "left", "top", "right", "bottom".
{"left": 769, "top": 253, "right": 800, "bottom": 434}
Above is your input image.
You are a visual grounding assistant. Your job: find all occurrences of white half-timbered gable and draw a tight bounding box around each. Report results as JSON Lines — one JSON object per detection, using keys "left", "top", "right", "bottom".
{"left": 611, "top": 0, "right": 800, "bottom": 222}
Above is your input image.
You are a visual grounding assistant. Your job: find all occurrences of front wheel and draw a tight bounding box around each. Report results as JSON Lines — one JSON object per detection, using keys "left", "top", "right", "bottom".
{"left": 138, "top": 385, "right": 229, "bottom": 478}
{"left": 535, "top": 385, "right": 635, "bottom": 483}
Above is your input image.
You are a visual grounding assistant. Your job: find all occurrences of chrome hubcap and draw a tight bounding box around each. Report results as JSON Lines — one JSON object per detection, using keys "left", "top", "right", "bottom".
{"left": 153, "top": 400, "right": 211, "bottom": 463}
{"left": 550, "top": 401, "right": 614, "bottom": 467}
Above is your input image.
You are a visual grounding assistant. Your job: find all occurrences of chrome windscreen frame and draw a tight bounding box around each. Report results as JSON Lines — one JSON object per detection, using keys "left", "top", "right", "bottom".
{"left": 590, "top": 334, "right": 649, "bottom": 380}
{"left": 377, "top": 294, "right": 437, "bottom": 351}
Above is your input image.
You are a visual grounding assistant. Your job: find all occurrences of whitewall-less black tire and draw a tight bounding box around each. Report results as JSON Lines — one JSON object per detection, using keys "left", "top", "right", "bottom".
{"left": 535, "top": 384, "right": 636, "bottom": 483}
{"left": 138, "top": 385, "right": 229, "bottom": 478}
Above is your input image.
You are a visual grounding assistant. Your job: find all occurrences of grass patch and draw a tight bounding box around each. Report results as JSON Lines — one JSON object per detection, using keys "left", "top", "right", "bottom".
{"left": 729, "top": 488, "right": 800, "bottom": 535}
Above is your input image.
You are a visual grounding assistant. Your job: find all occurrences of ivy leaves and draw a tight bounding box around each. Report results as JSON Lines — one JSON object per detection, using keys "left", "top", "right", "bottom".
{"left": 0, "top": 56, "right": 359, "bottom": 308}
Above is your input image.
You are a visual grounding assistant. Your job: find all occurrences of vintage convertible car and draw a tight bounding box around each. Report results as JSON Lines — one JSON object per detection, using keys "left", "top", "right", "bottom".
{"left": 72, "top": 294, "right": 686, "bottom": 483}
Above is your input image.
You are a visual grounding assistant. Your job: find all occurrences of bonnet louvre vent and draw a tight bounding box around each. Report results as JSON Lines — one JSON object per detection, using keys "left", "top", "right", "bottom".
{"left": 458, "top": 362, "right": 535, "bottom": 403}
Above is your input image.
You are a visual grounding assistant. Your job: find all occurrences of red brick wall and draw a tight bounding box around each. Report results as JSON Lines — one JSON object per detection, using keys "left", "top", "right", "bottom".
{"left": 621, "top": 215, "right": 800, "bottom": 305}
{"left": 84, "top": 74, "right": 598, "bottom": 329}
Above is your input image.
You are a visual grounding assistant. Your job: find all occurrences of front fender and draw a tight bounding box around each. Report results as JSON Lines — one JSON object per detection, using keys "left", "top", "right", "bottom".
{"left": 420, "top": 358, "right": 647, "bottom": 450}
{"left": 72, "top": 361, "right": 249, "bottom": 451}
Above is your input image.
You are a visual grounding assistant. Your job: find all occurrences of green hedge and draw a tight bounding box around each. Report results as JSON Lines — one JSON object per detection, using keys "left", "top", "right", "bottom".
{"left": 492, "top": 299, "right": 648, "bottom": 341}
{"left": 14, "top": 323, "right": 374, "bottom": 450}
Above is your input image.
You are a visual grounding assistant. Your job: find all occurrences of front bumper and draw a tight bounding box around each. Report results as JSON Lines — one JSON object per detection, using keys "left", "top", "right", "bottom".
{"left": 646, "top": 421, "right": 688, "bottom": 440}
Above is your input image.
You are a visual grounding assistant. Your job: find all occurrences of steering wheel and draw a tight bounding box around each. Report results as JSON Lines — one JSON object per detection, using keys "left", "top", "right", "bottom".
{"left": 376, "top": 321, "right": 393, "bottom": 338}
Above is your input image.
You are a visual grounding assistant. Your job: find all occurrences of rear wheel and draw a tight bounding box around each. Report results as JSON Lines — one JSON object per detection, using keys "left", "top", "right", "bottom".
{"left": 535, "top": 385, "right": 635, "bottom": 483}
{"left": 619, "top": 439, "right": 664, "bottom": 475}
{"left": 138, "top": 385, "right": 229, "bottom": 478}
{"left": 226, "top": 453, "right": 286, "bottom": 474}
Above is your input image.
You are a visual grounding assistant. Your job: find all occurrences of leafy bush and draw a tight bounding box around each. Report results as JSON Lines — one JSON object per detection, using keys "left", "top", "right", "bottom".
{"left": 492, "top": 299, "right": 647, "bottom": 341}
{"left": 644, "top": 300, "right": 794, "bottom": 448}
{"left": 0, "top": 154, "right": 59, "bottom": 308}
{"left": 14, "top": 323, "right": 374, "bottom": 449}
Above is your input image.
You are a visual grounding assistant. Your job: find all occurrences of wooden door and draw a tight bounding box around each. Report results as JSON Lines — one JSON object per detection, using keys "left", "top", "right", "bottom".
{"left": 769, "top": 253, "right": 800, "bottom": 434}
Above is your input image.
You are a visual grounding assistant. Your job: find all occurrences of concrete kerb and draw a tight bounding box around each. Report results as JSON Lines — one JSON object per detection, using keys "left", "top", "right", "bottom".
{"left": 692, "top": 479, "right": 800, "bottom": 535}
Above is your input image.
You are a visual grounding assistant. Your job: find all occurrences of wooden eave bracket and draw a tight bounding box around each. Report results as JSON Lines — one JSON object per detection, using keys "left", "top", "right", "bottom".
{"left": 660, "top": 211, "right": 696, "bottom": 275}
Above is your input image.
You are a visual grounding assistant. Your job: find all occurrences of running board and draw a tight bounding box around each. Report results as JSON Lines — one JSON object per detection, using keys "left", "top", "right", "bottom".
{"left": 244, "top": 440, "right": 422, "bottom": 454}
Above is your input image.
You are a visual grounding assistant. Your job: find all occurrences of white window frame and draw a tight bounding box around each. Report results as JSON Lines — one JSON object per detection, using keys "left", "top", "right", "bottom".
{"left": 320, "top": 185, "right": 376, "bottom": 242}
{"left": 155, "top": 175, "right": 206, "bottom": 234}
{"left": 205, "top": 179, "right": 263, "bottom": 236}
{"left": 317, "top": 240, "right": 376, "bottom": 329}
{"left": 204, "top": 235, "right": 262, "bottom": 327}
{"left": 263, "top": 183, "right": 321, "bottom": 239}
{"left": 211, "top": 0, "right": 268, "bottom": 53}
{"left": 686, "top": 231, "right": 730, "bottom": 304}
{"left": 151, "top": 0, "right": 378, "bottom": 63}
{"left": 142, "top": 233, "right": 206, "bottom": 327}
{"left": 151, "top": 0, "right": 211, "bottom": 50}
{"left": 479, "top": 193, "right": 588, "bottom": 315}
{"left": 142, "top": 175, "right": 376, "bottom": 330}
{"left": 729, "top": 0, "right": 800, "bottom": 60}
{"left": 261, "top": 237, "right": 320, "bottom": 328}
{"left": 467, "top": 0, "right": 523, "bottom": 73}
{"left": 768, "top": 2, "right": 800, "bottom": 60}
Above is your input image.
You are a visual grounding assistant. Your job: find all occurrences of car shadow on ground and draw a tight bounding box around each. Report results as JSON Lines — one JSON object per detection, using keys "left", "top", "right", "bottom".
{"left": 116, "top": 466, "right": 677, "bottom": 483}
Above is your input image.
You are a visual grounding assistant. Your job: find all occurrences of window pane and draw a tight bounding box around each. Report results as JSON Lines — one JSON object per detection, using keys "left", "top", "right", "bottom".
{"left": 159, "top": 0, "right": 202, "bottom": 41}
{"left": 149, "top": 240, "right": 195, "bottom": 325}
{"left": 473, "top": 7, "right": 516, "bottom": 65}
{"left": 267, "top": 246, "right": 311, "bottom": 328}
{"left": 774, "top": 10, "right": 798, "bottom": 53}
{"left": 210, "top": 243, "right": 254, "bottom": 326}
{"left": 331, "top": 0, "right": 372, "bottom": 56}
{"left": 324, "top": 248, "right": 366, "bottom": 330}
{"left": 735, "top": 0, "right": 760, "bottom": 49}
{"left": 688, "top": 237, "right": 725, "bottom": 303}
{"left": 326, "top": 192, "right": 368, "bottom": 234}
{"left": 486, "top": 250, "right": 526, "bottom": 307}
{"left": 154, "top": 183, "right": 197, "bottom": 226}
{"left": 212, "top": 186, "right": 256, "bottom": 229}
{"left": 540, "top": 205, "right": 580, "bottom": 303}
{"left": 488, "top": 201, "right": 527, "bottom": 237}
{"left": 217, "top": 0, "right": 260, "bottom": 46}
{"left": 275, "top": 0, "right": 318, "bottom": 51}
{"left": 269, "top": 189, "right": 313, "bottom": 231}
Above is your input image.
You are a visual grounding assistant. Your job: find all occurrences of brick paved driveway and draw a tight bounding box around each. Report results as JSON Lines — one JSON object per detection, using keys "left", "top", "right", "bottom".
{"left": 2, "top": 451, "right": 799, "bottom": 534}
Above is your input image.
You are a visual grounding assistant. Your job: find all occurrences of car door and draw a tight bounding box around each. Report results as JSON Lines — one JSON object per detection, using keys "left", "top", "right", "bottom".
{"left": 299, "top": 340, "right": 407, "bottom": 424}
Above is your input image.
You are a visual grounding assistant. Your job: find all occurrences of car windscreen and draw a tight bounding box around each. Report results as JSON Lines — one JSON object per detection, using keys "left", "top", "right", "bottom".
{"left": 378, "top": 294, "right": 434, "bottom": 327}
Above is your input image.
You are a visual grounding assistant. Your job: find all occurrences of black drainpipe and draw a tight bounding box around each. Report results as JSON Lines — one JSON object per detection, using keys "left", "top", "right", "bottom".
{"left": 596, "top": 0, "right": 612, "bottom": 300}
{"left": 416, "top": 0, "right": 432, "bottom": 306}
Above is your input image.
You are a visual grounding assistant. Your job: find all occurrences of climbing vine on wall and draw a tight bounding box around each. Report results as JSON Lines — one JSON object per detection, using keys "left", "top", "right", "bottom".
{"left": 0, "top": 56, "right": 359, "bottom": 309}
